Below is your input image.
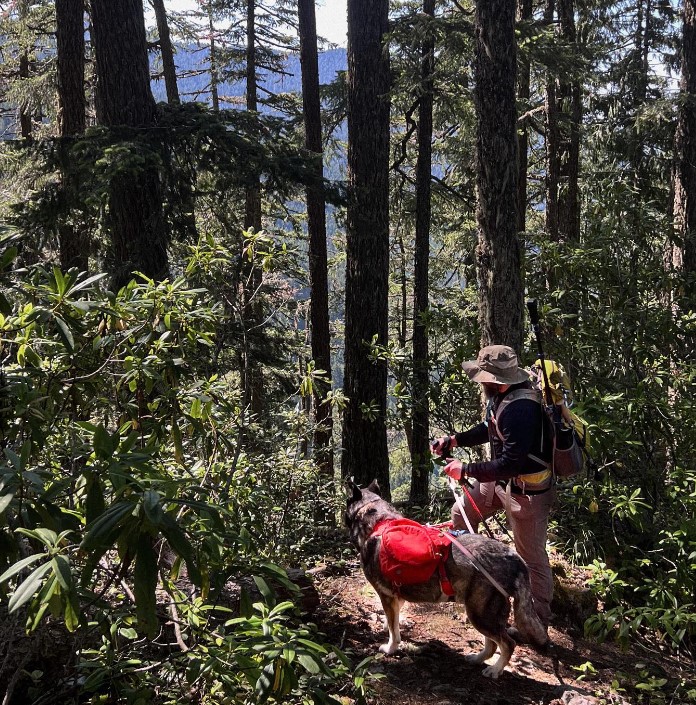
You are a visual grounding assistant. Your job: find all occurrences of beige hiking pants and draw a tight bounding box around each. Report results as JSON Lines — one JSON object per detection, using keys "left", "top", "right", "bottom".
{"left": 451, "top": 480, "right": 556, "bottom": 626}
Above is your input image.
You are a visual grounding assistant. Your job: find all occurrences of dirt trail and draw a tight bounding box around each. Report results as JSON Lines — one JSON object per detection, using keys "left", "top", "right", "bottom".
{"left": 312, "top": 559, "right": 689, "bottom": 705}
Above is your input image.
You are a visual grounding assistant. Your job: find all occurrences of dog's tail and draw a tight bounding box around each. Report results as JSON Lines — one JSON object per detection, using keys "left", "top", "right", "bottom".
{"left": 511, "top": 574, "right": 549, "bottom": 649}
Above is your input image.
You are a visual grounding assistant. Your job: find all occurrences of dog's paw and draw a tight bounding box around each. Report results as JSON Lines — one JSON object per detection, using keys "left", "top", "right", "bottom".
{"left": 481, "top": 664, "right": 504, "bottom": 679}
{"left": 464, "top": 652, "right": 486, "bottom": 666}
{"left": 379, "top": 642, "right": 399, "bottom": 655}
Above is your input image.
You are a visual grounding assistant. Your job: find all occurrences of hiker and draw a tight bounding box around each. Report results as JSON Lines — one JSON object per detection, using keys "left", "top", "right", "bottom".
{"left": 431, "top": 344, "right": 555, "bottom": 628}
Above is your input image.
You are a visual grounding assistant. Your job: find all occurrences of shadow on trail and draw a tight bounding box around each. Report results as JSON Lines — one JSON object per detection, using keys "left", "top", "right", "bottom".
{"left": 378, "top": 635, "right": 564, "bottom": 704}
{"left": 314, "top": 586, "right": 574, "bottom": 704}
{"left": 310, "top": 561, "right": 639, "bottom": 705}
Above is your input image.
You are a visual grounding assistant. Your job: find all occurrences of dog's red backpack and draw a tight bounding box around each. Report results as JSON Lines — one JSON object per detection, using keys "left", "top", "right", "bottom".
{"left": 372, "top": 518, "right": 453, "bottom": 592}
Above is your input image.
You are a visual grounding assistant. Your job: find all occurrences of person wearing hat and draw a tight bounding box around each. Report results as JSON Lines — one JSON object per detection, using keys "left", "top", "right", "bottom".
{"left": 431, "top": 344, "right": 555, "bottom": 628}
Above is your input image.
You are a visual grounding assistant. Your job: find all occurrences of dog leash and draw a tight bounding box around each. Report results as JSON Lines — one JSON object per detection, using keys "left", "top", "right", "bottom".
{"left": 447, "top": 476, "right": 476, "bottom": 534}
{"left": 439, "top": 529, "right": 511, "bottom": 600}
{"left": 444, "top": 444, "right": 513, "bottom": 542}
{"left": 447, "top": 475, "right": 496, "bottom": 540}
{"left": 444, "top": 477, "right": 511, "bottom": 600}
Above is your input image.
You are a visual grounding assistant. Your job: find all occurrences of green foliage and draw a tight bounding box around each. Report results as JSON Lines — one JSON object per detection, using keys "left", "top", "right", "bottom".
{"left": 74, "top": 597, "right": 375, "bottom": 705}
{"left": 0, "top": 0, "right": 694, "bottom": 685}
{"left": 524, "top": 115, "right": 696, "bottom": 653}
{"left": 0, "top": 231, "right": 367, "bottom": 704}
{"left": 609, "top": 662, "right": 695, "bottom": 705}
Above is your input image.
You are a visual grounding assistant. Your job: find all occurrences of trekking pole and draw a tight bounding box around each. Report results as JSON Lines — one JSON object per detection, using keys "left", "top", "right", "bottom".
{"left": 526, "top": 299, "right": 554, "bottom": 409}
{"left": 456, "top": 444, "right": 514, "bottom": 540}
{"left": 527, "top": 298, "right": 569, "bottom": 480}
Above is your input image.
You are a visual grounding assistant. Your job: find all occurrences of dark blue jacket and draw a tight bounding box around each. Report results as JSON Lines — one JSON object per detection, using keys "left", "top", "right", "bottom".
{"left": 454, "top": 382, "right": 553, "bottom": 483}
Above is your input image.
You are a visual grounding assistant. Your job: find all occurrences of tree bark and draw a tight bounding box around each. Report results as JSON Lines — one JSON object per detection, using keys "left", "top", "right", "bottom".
{"left": 298, "top": 0, "right": 333, "bottom": 479}
{"left": 151, "top": 0, "right": 197, "bottom": 243}
{"left": 342, "top": 0, "right": 391, "bottom": 495}
{"left": 151, "top": 0, "right": 180, "bottom": 104}
{"left": 208, "top": 5, "right": 220, "bottom": 112}
{"left": 19, "top": 50, "right": 32, "bottom": 140}
{"left": 544, "top": 0, "right": 559, "bottom": 244}
{"left": 244, "top": 0, "right": 264, "bottom": 418}
{"left": 516, "top": 0, "right": 532, "bottom": 237}
{"left": 556, "top": 0, "right": 581, "bottom": 244}
{"left": 674, "top": 0, "right": 696, "bottom": 289}
{"left": 409, "top": 0, "right": 435, "bottom": 506}
{"left": 474, "top": 0, "right": 523, "bottom": 353}
{"left": 90, "top": 0, "right": 168, "bottom": 288}
{"left": 56, "top": 0, "right": 88, "bottom": 272}
{"left": 56, "top": 0, "right": 86, "bottom": 136}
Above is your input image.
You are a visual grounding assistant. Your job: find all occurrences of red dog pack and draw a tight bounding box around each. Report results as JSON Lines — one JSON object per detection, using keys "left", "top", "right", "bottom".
{"left": 372, "top": 518, "right": 452, "bottom": 587}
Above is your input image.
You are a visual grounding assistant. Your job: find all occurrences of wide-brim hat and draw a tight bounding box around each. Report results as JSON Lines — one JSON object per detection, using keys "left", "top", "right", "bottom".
{"left": 462, "top": 344, "right": 531, "bottom": 385}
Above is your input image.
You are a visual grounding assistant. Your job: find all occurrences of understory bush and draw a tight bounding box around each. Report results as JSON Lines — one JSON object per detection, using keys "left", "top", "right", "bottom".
{"left": 0, "top": 230, "right": 365, "bottom": 704}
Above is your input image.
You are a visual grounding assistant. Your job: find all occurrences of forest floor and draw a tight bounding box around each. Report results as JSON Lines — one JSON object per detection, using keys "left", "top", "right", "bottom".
{"left": 310, "top": 549, "right": 695, "bottom": 705}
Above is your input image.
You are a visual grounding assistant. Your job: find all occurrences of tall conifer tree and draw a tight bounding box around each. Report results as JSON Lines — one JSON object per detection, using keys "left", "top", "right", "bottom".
{"left": 675, "top": 0, "right": 696, "bottom": 288}
{"left": 409, "top": 0, "right": 435, "bottom": 505}
{"left": 56, "top": 0, "right": 87, "bottom": 271}
{"left": 343, "top": 0, "right": 391, "bottom": 493}
{"left": 517, "top": 0, "right": 532, "bottom": 237}
{"left": 298, "top": 0, "right": 333, "bottom": 478}
{"left": 151, "top": 0, "right": 180, "bottom": 104}
{"left": 474, "top": 0, "right": 523, "bottom": 351}
{"left": 556, "top": 0, "right": 581, "bottom": 244}
{"left": 90, "top": 0, "right": 168, "bottom": 288}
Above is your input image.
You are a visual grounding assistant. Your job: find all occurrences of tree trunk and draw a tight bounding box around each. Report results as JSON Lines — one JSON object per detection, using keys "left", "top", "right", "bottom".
{"left": 474, "top": 0, "right": 523, "bottom": 353}
{"left": 674, "top": 0, "right": 696, "bottom": 289}
{"left": 90, "top": 0, "right": 168, "bottom": 288}
{"left": 56, "top": 0, "right": 86, "bottom": 136}
{"left": 409, "top": 0, "right": 435, "bottom": 506}
{"left": 244, "top": 0, "right": 264, "bottom": 418}
{"left": 396, "top": 232, "right": 413, "bottom": 456}
{"left": 516, "top": 0, "right": 532, "bottom": 237}
{"left": 151, "top": 0, "right": 197, "bottom": 243}
{"left": 19, "top": 50, "right": 32, "bottom": 140}
{"left": 208, "top": 5, "right": 220, "bottom": 112}
{"left": 298, "top": 0, "right": 334, "bottom": 479}
{"left": 556, "top": 0, "right": 581, "bottom": 244}
{"left": 151, "top": 0, "right": 180, "bottom": 104}
{"left": 342, "top": 0, "right": 391, "bottom": 496}
{"left": 544, "top": 0, "right": 559, "bottom": 245}
{"left": 56, "top": 0, "right": 88, "bottom": 272}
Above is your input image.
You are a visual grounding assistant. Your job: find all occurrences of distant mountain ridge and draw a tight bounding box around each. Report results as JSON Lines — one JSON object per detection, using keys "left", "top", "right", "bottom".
{"left": 151, "top": 47, "right": 347, "bottom": 104}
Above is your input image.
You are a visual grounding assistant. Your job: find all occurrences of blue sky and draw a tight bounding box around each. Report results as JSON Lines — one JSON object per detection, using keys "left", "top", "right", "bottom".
{"left": 148, "top": 0, "right": 348, "bottom": 47}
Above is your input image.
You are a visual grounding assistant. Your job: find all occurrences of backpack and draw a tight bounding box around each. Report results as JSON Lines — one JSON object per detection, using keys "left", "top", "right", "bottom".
{"left": 372, "top": 518, "right": 452, "bottom": 587}
{"left": 530, "top": 359, "right": 590, "bottom": 478}
{"left": 493, "top": 361, "right": 590, "bottom": 479}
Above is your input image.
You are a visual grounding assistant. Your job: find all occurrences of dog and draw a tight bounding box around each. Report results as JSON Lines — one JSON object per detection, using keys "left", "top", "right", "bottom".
{"left": 345, "top": 479, "right": 548, "bottom": 679}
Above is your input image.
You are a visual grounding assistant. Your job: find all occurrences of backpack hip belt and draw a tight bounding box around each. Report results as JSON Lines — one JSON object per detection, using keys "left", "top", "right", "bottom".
{"left": 497, "top": 479, "right": 551, "bottom": 496}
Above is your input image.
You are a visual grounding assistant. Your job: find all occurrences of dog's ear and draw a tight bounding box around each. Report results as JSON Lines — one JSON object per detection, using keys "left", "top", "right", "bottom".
{"left": 346, "top": 479, "right": 362, "bottom": 504}
{"left": 366, "top": 479, "right": 381, "bottom": 496}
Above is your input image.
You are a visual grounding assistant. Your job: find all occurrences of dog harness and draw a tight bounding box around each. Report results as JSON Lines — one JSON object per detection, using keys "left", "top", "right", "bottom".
{"left": 371, "top": 518, "right": 455, "bottom": 597}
